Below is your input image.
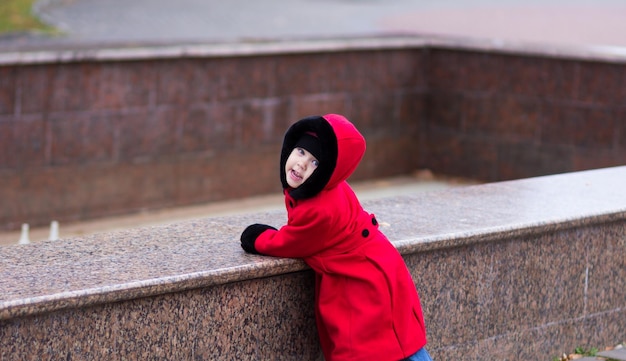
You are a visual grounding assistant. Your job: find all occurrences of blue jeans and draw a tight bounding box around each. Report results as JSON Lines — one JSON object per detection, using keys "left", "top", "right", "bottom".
{"left": 402, "top": 347, "right": 433, "bottom": 361}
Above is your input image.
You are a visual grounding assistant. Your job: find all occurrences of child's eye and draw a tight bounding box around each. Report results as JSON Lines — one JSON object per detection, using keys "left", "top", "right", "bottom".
{"left": 312, "top": 159, "right": 319, "bottom": 167}
{"left": 297, "top": 148, "right": 305, "bottom": 155}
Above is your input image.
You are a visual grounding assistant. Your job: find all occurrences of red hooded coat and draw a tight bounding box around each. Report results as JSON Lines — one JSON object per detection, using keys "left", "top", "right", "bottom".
{"left": 244, "top": 114, "right": 427, "bottom": 361}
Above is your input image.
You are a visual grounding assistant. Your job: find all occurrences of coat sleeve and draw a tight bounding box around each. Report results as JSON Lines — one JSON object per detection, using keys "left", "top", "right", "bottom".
{"left": 254, "top": 205, "right": 334, "bottom": 258}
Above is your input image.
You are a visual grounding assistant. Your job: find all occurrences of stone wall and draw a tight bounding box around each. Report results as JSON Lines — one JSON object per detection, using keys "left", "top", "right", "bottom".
{"left": 2, "top": 166, "right": 625, "bottom": 360}
{"left": 0, "top": 44, "right": 426, "bottom": 231}
{"left": 423, "top": 48, "right": 626, "bottom": 180}
{"left": 1, "top": 37, "right": 625, "bottom": 230}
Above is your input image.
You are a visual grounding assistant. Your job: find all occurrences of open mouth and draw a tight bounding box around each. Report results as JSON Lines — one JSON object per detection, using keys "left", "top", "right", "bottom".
{"left": 290, "top": 169, "right": 303, "bottom": 182}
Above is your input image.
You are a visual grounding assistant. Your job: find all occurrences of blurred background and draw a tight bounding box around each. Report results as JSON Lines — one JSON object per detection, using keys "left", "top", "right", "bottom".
{"left": 1, "top": 0, "right": 625, "bottom": 245}
{"left": 2, "top": 0, "right": 626, "bottom": 47}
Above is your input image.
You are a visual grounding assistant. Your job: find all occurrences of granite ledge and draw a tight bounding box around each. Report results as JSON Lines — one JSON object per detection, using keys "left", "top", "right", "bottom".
{"left": 394, "top": 212, "right": 626, "bottom": 256}
{"left": 1, "top": 33, "right": 626, "bottom": 66}
{"left": 0, "top": 260, "right": 308, "bottom": 321}
{"left": 1, "top": 166, "right": 625, "bottom": 321}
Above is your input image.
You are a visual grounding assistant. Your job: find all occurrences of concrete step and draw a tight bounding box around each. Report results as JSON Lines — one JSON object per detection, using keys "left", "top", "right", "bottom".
{"left": 597, "top": 348, "right": 626, "bottom": 360}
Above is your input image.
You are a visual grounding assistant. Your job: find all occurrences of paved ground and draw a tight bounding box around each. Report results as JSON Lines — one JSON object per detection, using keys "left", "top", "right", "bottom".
{"left": 0, "top": 173, "right": 477, "bottom": 246}
{"left": 2, "top": 0, "right": 626, "bottom": 48}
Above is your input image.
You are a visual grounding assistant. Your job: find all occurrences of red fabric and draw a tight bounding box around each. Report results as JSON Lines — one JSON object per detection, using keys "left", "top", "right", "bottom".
{"left": 255, "top": 114, "right": 427, "bottom": 361}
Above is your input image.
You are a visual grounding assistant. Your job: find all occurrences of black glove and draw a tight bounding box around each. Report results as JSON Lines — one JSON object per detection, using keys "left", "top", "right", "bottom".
{"left": 240, "top": 224, "right": 277, "bottom": 254}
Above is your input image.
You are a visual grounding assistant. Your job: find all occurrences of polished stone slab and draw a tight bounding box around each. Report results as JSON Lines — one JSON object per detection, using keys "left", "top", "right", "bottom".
{"left": 1, "top": 166, "right": 624, "bottom": 321}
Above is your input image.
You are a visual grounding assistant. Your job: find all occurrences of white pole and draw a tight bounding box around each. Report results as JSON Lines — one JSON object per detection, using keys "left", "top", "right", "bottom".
{"left": 49, "top": 220, "right": 59, "bottom": 241}
{"left": 18, "top": 223, "right": 30, "bottom": 245}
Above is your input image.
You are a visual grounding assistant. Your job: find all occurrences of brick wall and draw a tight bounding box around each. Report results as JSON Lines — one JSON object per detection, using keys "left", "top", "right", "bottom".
{"left": 1, "top": 42, "right": 625, "bottom": 230}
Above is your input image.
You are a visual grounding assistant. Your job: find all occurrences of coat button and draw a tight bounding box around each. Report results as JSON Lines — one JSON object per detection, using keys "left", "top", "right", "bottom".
{"left": 361, "top": 229, "right": 369, "bottom": 237}
{"left": 372, "top": 217, "right": 378, "bottom": 226}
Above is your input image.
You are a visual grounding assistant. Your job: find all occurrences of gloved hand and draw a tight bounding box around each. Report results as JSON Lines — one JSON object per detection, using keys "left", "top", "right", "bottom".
{"left": 240, "top": 223, "right": 277, "bottom": 254}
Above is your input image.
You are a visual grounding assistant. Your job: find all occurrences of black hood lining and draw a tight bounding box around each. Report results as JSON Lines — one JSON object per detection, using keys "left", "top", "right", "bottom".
{"left": 280, "top": 115, "right": 338, "bottom": 200}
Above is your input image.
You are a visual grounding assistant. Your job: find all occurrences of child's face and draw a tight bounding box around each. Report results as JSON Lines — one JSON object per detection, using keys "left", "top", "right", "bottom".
{"left": 285, "top": 147, "right": 319, "bottom": 188}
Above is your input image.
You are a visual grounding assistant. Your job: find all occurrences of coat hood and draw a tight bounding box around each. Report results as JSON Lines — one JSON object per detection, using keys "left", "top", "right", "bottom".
{"left": 280, "top": 114, "right": 366, "bottom": 199}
